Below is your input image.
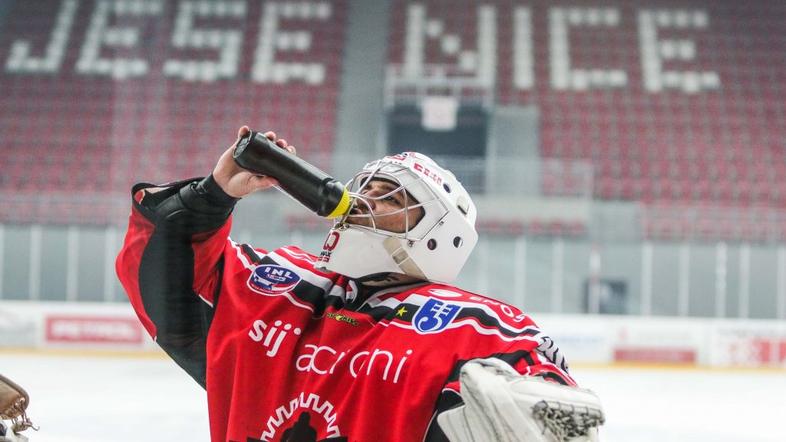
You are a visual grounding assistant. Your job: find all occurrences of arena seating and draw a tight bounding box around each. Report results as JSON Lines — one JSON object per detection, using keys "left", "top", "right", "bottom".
{"left": 0, "top": 0, "right": 347, "bottom": 225}
{"left": 642, "top": 202, "right": 786, "bottom": 242}
{"left": 387, "top": 0, "right": 786, "bottom": 241}
{"left": 3, "top": 0, "right": 785, "bottom": 242}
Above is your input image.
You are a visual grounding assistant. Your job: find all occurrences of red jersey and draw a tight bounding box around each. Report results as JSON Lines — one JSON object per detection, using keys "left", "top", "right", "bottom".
{"left": 116, "top": 180, "right": 575, "bottom": 442}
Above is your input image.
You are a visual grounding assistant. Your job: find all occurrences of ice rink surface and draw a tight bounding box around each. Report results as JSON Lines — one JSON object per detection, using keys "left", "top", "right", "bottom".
{"left": 2, "top": 352, "right": 785, "bottom": 442}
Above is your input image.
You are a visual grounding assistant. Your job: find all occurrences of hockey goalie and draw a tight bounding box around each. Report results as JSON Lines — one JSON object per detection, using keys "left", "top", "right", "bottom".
{"left": 116, "top": 129, "right": 606, "bottom": 441}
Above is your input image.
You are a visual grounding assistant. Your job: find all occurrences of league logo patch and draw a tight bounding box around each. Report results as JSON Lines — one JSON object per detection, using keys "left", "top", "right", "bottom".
{"left": 249, "top": 265, "right": 301, "bottom": 295}
{"left": 413, "top": 299, "right": 461, "bottom": 334}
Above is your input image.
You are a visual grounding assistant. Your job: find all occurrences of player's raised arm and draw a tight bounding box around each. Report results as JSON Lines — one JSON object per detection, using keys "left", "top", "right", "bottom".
{"left": 114, "top": 127, "right": 294, "bottom": 387}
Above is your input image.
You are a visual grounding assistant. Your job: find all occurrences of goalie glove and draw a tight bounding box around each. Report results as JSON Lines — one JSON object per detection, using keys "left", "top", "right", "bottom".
{"left": 437, "top": 359, "right": 604, "bottom": 442}
{"left": 0, "top": 374, "right": 34, "bottom": 439}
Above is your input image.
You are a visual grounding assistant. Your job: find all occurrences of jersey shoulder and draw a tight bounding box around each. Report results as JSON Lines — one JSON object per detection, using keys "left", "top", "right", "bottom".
{"left": 244, "top": 244, "right": 333, "bottom": 277}
{"left": 226, "top": 241, "right": 346, "bottom": 287}
{"left": 426, "top": 283, "right": 533, "bottom": 322}
{"left": 271, "top": 245, "right": 320, "bottom": 266}
{"left": 394, "top": 283, "right": 541, "bottom": 338}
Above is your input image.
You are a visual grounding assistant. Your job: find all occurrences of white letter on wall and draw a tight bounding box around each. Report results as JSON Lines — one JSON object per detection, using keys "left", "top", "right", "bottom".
{"left": 5, "top": 0, "right": 79, "bottom": 73}
{"left": 76, "top": 0, "right": 163, "bottom": 80}
{"left": 163, "top": 1, "right": 246, "bottom": 82}
{"left": 512, "top": 7, "right": 534, "bottom": 90}
{"left": 638, "top": 9, "right": 720, "bottom": 93}
{"left": 549, "top": 7, "right": 627, "bottom": 91}
{"left": 400, "top": 3, "right": 496, "bottom": 87}
{"left": 252, "top": 2, "right": 332, "bottom": 84}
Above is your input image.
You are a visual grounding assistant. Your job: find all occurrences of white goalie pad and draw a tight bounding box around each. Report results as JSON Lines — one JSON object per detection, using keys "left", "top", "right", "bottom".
{"left": 437, "top": 358, "right": 604, "bottom": 442}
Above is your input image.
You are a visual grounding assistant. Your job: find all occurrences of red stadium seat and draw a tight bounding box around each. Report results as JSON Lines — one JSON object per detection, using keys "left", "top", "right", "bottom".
{"left": 3, "top": 0, "right": 785, "bottom": 237}
{"left": 0, "top": 0, "right": 349, "bottom": 225}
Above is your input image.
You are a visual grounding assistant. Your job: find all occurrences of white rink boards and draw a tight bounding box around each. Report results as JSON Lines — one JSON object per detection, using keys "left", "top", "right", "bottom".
{"left": 2, "top": 352, "right": 785, "bottom": 442}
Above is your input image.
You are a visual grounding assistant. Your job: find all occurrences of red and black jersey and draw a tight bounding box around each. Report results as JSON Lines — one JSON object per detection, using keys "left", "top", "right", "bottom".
{"left": 116, "top": 178, "right": 575, "bottom": 442}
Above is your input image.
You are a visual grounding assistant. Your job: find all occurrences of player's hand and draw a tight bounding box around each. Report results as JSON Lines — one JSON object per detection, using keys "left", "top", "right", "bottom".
{"left": 212, "top": 126, "right": 297, "bottom": 198}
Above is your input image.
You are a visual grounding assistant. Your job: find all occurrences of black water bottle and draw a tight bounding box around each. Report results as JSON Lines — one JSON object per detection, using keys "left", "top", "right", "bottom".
{"left": 232, "top": 131, "right": 351, "bottom": 218}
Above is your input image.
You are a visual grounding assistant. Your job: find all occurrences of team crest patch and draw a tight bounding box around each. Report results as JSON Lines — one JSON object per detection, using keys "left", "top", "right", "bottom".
{"left": 248, "top": 265, "right": 301, "bottom": 295}
{"left": 413, "top": 299, "right": 461, "bottom": 334}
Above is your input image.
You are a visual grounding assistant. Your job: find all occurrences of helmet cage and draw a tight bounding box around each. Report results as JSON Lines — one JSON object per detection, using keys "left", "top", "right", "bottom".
{"left": 335, "top": 161, "right": 449, "bottom": 242}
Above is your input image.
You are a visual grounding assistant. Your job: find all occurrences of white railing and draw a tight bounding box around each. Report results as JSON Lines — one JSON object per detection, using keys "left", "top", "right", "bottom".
{"left": 1, "top": 222, "right": 785, "bottom": 322}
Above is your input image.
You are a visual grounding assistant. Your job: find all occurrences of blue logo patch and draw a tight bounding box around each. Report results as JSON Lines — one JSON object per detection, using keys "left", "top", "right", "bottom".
{"left": 248, "top": 265, "right": 301, "bottom": 295}
{"left": 413, "top": 299, "right": 461, "bottom": 334}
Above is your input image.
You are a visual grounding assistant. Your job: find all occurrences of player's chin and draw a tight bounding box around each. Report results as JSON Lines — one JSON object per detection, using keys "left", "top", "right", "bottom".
{"left": 344, "top": 216, "right": 372, "bottom": 228}
{"left": 344, "top": 218, "right": 406, "bottom": 234}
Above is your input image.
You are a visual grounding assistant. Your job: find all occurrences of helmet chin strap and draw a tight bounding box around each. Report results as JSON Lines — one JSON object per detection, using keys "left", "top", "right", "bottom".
{"left": 382, "top": 237, "right": 428, "bottom": 280}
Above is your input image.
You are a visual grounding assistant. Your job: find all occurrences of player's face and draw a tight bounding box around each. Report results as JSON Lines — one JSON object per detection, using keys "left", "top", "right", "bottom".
{"left": 345, "top": 179, "right": 424, "bottom": 233}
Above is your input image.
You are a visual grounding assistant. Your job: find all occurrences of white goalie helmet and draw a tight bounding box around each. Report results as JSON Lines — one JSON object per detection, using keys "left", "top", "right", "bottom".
{"left": 315, "top": 152, "right": 478, "bottom": 283}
